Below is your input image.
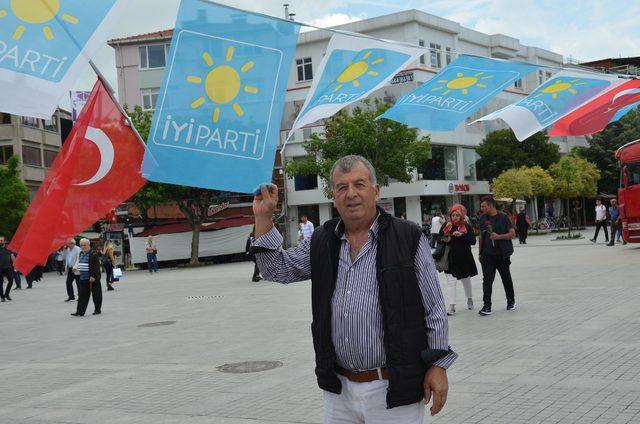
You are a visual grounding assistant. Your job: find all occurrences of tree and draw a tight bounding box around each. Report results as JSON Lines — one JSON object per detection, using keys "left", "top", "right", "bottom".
{"left": 476, "top": 129, "right": 561, "bottom": 181}
{"left": 0, "top": 156, "right": 30, "bottom": 239}
{"left": 573, "top": 107, "right": 640, "bottom": 194}
{"left": 285, "top": 100, "right": 431, "bottom": 196}
{"left": 523, "top": 166, "right": 554, "bottom": 198}
{"left": 492, "top": 166, "right": 554, "bottom": 213}
{"left": 548, "top": 156, "right": 600, "bottom": 236}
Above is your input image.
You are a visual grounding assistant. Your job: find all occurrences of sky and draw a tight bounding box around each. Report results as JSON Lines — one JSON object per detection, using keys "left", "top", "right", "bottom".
{"left": 71, "top": 0, "right": 640, "bottom": 105}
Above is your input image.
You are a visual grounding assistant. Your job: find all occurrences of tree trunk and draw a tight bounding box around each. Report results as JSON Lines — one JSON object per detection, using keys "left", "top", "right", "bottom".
{"left": 190, "top": 221, "right": 200, "bottom": 265}
{"left": 566, "top": 198, "right": 572, "bottom": 237}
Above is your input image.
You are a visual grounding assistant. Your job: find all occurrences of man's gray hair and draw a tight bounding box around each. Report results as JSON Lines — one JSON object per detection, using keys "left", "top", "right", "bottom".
{"left": 79, "top": 238, "right": 90, "bottom": 246}
{"left": 329, "top": 155, "right": 377, "bottom": 188}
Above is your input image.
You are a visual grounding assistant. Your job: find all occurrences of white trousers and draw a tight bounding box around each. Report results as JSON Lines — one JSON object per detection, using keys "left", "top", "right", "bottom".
{"left": 445, "top": 273, "right": 472, "bottom": 305}
{"left": 324, "top": 374, "right": 425, "bottom": 424}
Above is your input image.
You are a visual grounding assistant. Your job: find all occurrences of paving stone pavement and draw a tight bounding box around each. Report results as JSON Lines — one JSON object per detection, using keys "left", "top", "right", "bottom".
{"left": 0, "top": 231, "right": 638, "bottom": 423}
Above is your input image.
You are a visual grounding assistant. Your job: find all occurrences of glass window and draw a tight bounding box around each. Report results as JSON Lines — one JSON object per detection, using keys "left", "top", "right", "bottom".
{"left": 445, "top": 47, "right": 452, "bottom": 65}
{"left": 418, "top": 145, "right": 457, "bottom": 180}
{"left": 22, "top": 145, "right": 41, "bottom": 166}
{"left": 0, "top": 113, "right": 11, "bottom": 124}
{"left": 462, "top": 148, "right": 480, "bottom": 181}
{"left": 1, "top": 145, "right": 14, "bottom": 164}
{"left": 43, "top": 116, "right": 58, "bottom": 132}
{"left": 296, "top": 57, "right": 313, "bottom": 82}
{"left": 626, "top": 162, "right": 640, "bottom": 187}
{"left": 44, "top": 149, "right": 58, "bottom": 168}
{"left": 21, "top": 116, "right": 39, "bottom": 127}
{"left": 514, "top": 78, "right": 523, "bottom": 89}
{"left": 139, "top": 44, "right": 167, "bottom": 69}
{"left": 141, "top": 88, "right": 159, "bottom": 110}
{"left": 429, "top": 43, "right": 442, "bottom": 68}
{"left": 418, "top": 40, "right": 425, "bottom": 65}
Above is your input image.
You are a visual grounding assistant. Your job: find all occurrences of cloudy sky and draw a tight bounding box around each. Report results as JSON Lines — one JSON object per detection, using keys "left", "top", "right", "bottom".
{"left": 73, "top": 0, "right": 640, "bottom": 103}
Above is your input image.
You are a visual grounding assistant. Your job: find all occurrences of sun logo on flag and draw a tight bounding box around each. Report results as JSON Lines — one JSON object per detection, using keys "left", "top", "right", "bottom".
{"left": 431, "top": 72, "right": 493, "bottom": 95}
{"left": 187, "top": 46, "right": 259, "bottom": 123}
{"left": 0, "top": 0, "right": 79, "bottom": 41}
{"left": 333, "top": 51, "right": 384, "bottom": 93}
{"left": 534, "top": 79, "right": 587, "bottom": 99}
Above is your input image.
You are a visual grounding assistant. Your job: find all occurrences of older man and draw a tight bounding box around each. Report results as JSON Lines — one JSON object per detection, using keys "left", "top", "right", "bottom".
{"left": 252, "top": 155, "right": 456, "bottom": 424}
{"left": 71, "top": 239, "right": 102, "bottom": 317}
{"left": 64, "top": 239, "right": 81, "bottom": 302}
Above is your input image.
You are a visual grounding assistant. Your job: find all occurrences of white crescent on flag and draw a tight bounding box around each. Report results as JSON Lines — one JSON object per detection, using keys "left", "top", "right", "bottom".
{"left": 612, "top": 88, "right": 640, "bottom": 103}
{"left": 74, "top": 126, "right": 114, "bottom": 186}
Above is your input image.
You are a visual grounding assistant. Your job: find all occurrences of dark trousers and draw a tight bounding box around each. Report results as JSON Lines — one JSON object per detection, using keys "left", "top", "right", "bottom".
{"left": 610, "top": 221, "right": 622, "bottom": 242}
{"left": 146, "top": 253, "right": 159, "bottom": 272}
{"left": 593, "top": 220, "right": 609, "bottom": 241}
{"left": 66, "top": 267, "right": 79, "bottom": 299}
{"left": 252, "top": 262, "right": 260, "bottom": 281}
{"left": 56, "top": 260, "right": 64, "bottom": 275}
{"left": 517, "top": 226, "right": 528, "bottom": 244}
{"left": 480, "top": 255, "right": 515, "bottom": 307}
{"left": 0, "top": 268, "right": 13, "bottom": 298}
{"left": 76, "top": 279, "right": 102, "bottom": 315}
{"left": 104, "top": 263, "right": 114, "bottom": 286}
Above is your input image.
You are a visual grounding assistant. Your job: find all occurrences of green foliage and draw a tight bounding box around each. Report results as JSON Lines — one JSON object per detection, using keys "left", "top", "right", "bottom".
{"left": 492, "top": 168, "right": 532, "bottom": 211}
{"left": 523, "top": 166, "right": 554, "bottom": 196}
{"left": 124, "top": 104, "right": 153, "bottom": 141}
{"left": 549, "top": 155, "right": 600, "bottom": 199}
{"left": 0, "top": 156, "right": 30, "bottom": 238}
{"left": 285, "top": 100, "right": 431, "bottom": 197}
{"left": 476, "top": 129, "right": 561, "bottom": 181}
{"left": 572, "top": 107, "right": 640, "bottom": 194}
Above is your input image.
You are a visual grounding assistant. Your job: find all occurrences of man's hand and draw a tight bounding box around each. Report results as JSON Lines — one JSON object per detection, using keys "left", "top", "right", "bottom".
{"left": 489, "top": 232, "right": 500, "bottom": 240}
{"left": 89, "top": 277, "right": 95, "bottom": 283}
{"left": 253, "top": 184, "right": 278, "bottom": 239}
{"left": 423, "top": 366, "right": 448, "bottom": 416}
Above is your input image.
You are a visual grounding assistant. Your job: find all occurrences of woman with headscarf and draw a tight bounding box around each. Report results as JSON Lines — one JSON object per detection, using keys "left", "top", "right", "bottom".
{"left": 439, "top": 204, "right": 478, "bottom": 316}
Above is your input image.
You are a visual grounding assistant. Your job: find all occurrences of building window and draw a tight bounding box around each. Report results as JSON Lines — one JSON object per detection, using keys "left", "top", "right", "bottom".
{"left": 44, "top": 150, "right": 58, "bottom": 168}
{"left": 462, "top": 148, "right": 480, "bottom": 181}
{"left": 429, "top": 43, "right": 442, "bottom": 69}
{"left": 418, "top": 145, "right": 457, "bottom": 180}
{"left": 21, "top": 116, "right": 39, "bottom": 127}
{"left": 514, "top": 78, "right": 523, "bottom": 89}
{"left": 445, "top": 47, "right": 452, "bottom": 65}
{"left": 538, "top": 70, "right": 554, "bottom": 85}
{"left": 1, "top": 145, "right": 14, "bottom": 164}
{"left": 296, "top": 57, "right": 313, "bottom": 82}
{"left": 139, "top": 44, "right": 170, "bottom": 69}
{"left": 0, "top": 113, "right": 11, "bottom": 124}
{"left": 43, "top": 116, "right": 58, "bottom": 132}
{"left": 22, "top": 145, "right": 41, "bottom": 166}
{"left": 141, "top": 88, "right": 160, "bottom": 110}
{"left": 418, "top": 40, "right": 425, "bottom": 65}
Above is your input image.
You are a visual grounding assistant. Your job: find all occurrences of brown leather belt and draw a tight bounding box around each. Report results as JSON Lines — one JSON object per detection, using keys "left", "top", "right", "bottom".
{"left": 335, "top": 365, "right": 389, "bottom": 383}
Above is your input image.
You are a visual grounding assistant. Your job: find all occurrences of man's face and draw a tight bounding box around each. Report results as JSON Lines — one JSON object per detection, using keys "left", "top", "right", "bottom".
{"left": 80, "top": 241, "right": 90, "bottom": 252}
{"left": 332, "top": 162, "right": 380, "bottom": 223}
{"left": 596, "top": 200, "right": 602, "bottom": 206}
{"left": 301, "top": 216, "right": 307, "bottom": 223}
{"left": 611, "top": 199, "right": 617, "bottom": 206}
{"left": 0, "top": 236, "right": 5, "bottom": 246}
{"left": 481, "top": 201, "right": 496, "bottom": 215}
{"left": 68, "top": 239, "right": 75, "bottom": 248}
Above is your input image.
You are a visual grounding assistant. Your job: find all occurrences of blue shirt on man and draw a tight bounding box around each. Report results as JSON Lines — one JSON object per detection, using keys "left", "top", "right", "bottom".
{"left": 78, "top": 251, "right": 90, "bottom": 280}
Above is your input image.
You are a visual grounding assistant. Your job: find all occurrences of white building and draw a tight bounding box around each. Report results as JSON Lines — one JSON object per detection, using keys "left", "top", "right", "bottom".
{"left": 108, "top": 9, "right": 586, "bottom": 246}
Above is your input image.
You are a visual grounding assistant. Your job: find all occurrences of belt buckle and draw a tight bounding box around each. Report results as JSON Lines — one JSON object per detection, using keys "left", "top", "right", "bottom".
{"left": 375, "top": 368, "right": 383, "bottom": 380}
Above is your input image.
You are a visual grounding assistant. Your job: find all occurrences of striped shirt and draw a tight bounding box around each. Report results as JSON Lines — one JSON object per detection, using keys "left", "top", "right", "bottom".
{"left": 78, "top": 251, "right": 90, "bottom": 280}
{"left": 254, "top": 217, "right": 457, "bottom": 371}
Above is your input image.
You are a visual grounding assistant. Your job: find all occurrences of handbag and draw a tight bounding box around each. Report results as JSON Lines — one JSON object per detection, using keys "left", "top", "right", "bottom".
{"left": 432, "top": 241, "right": 446, "bottom": 260}
{"left": 435, "top": 246, "right": 450, "bottom": 272}
{"left": 113, "top": 267, "right": 123, "bottom": 279}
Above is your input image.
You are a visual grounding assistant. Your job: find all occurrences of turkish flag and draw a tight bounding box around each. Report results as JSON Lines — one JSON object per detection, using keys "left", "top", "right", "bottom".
{"left": 549, "top": 79, "right": 640, "bottom": 136}
{"left": 10, "top": 79, "right": 146, "bottom": 274}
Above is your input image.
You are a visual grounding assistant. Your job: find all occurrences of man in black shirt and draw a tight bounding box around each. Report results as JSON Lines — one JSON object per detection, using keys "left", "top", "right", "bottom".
{"left": 478, "top": 197, "right": 516, "bottom": 316}
{"left": 0, "top": 234, "right": 15, "bottom": 302}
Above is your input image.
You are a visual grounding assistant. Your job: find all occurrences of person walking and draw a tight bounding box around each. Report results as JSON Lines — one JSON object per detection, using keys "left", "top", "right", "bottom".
{"left": 103, "top": 241, "right": 116, "bottom": 291}
{"left": 607, "top": 199, "right": 626, "bottom": 246}
{"left": 64, "top": 239, "right": 81, "bottom": 302}
{"left": 145, "top": 236, "right": 159, "bottom": 273}
{"left": 252, "top": 155, "right": 456, "bottom": 423}
{"left": 439, "top": 204, "right": 477, "bottom": 316}
{"left": 516, "top": 207, "right": 531, "bottom": 244}
{"left": 590, "top": 199, "right": 609, "bottom": 243}
{"left": 55, "top": 248, "right": 65, "bottom": 275}
{"left": 430, "top": 210, "right": 444, "bottom": 248}
{"left": 245, "top": 229, "right": 262, "bottom": 282}
{"left": 299, "top": 215, "right": 314, "bottom": 241}
{"left": 478, "top": 196, "right": 516, "bottom": 316}
{"left": 0, "top": 235, "right": 15, "bottom": 302}
{"left": 71, "top": 239, "right": 102, "bottom": 317}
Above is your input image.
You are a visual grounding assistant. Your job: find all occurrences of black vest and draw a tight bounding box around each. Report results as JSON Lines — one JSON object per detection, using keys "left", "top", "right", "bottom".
{"left": 309, "top": 209, "right": 448, "bottom": 409}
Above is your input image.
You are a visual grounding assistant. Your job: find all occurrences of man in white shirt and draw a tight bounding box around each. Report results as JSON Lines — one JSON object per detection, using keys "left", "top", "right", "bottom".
{"left": 64, "top": 239, "right": 81, "bottom": 302}
{"left": 299, "top": 215, "right": 315, "bottom": 241}
{"left": 590, "top": 199, "right": 609, "bottom": 243}
{"left": 430, "top": 210, "right": 444, "bottom": 246}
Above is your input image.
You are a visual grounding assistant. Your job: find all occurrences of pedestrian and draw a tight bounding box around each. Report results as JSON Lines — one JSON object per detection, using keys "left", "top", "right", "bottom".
{"left": 145, "top": 235, "right": 159, "bottom": 273}
{"left": 252, "top": 155, "right": 456, "bottom": 423}
{"left": 516, "top": 206, "right": 531, "bottom": 244}
{"left": 0, "top": 234, "right": 15, "bottom": 302}
{"left": 439, "top": 204, "right": 477, "bottom": 316}
{"left": 71, "top": 239, "right": 102, "bottom": 317}
{"left": 12, "top": 266, "right": 21, "bottom": 289}
{"left": 299, "top": 214, "right": 314, "bottom": 241}
{"left": 127, "top": 223, "right": 134, "bottom": 238}
{"left": 430, "top": 209, "right": 444, "bottom": 248}
{"left": 245, "top": 228, "right": 262, "bottom": 282}
{"left": 25, "top": 266, "right": 43, "bottom": 289}
{"left": 64, "top": 239, "right": 81, "bottom": 302}
{"left": 55, "top": 248, "right": 65, "bottom": 275}
{"left": 590, "top": 198, "right": 609, "bottom": 243}
{"left": 478, "top": 196, "right": 517, "bottom": 316}
{"left": 103, "top": 241, "right": 116, "bottom": 290}
{"left": 607, "top": 198, "right": 626, "bottom": 246}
